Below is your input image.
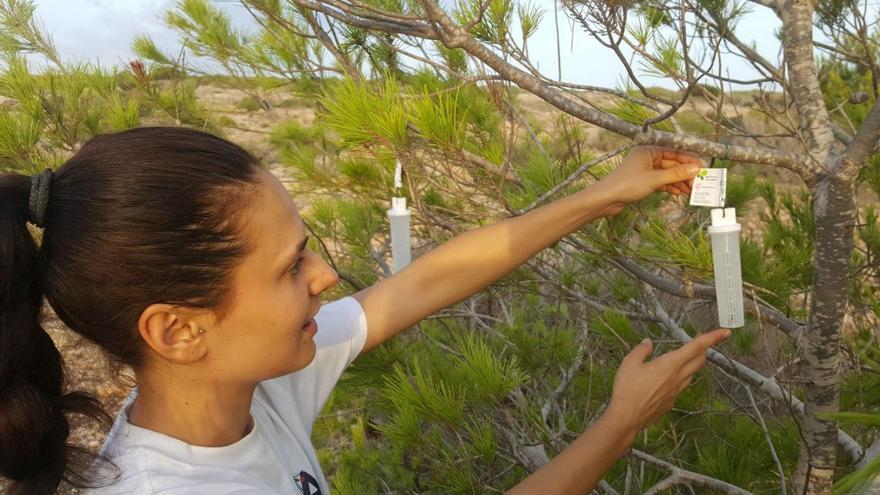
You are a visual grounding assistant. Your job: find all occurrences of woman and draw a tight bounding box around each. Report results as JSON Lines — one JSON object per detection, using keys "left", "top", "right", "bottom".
{"left": 0, "top": 126, "right": 729, "bottom": 494}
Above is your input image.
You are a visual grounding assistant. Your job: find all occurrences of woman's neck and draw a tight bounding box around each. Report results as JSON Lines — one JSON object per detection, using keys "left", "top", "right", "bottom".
{"left": 127, "top": 371, "right": 256, "bottom": 447}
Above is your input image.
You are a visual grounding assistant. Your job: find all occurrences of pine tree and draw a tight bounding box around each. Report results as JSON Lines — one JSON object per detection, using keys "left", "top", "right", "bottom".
{"left": 2, "top": 0, "right": 879, "bottom": 493}
{"left": 153, "top": 1, "right": 880, "bottom": 493}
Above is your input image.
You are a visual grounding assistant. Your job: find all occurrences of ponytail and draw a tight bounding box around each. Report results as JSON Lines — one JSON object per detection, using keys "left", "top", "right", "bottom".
{"left": 0, "top": 172, "right": 113, "bottom": 494}
{"left": 2, "top": 125, "right": 264, "bottom": 492}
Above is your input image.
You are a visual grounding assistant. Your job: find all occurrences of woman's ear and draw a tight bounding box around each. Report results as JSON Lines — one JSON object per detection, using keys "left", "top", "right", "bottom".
{"left": 137, "top": 303, "right": 209, "bottom": 363}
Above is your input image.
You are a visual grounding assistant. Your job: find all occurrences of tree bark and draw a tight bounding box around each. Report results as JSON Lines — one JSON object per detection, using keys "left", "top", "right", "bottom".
{"left": 781, "top": 1, "right": 834, "bottom": 163}
{"left": 780, "top": 2, "right": 859, "bottom": 492}
{"left": 793, "top": 176, "right": 859, "bottom": 494}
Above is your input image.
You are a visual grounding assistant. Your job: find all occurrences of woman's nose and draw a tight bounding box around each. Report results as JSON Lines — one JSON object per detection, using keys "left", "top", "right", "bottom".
{"left": 309, "top": 257, "right": 339, "bottom": 295}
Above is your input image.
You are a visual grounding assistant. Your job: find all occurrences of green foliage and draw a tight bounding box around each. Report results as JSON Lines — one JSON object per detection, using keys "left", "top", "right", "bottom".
{"left": 435, "top": 42, "right": 469, "bottom": 74}
{"left": 725, "top": 167, "right": 760, "bottom": 210}
{"left": 0, "top": 51, "right": 157, "bottom": 170}
{"left": 592, "top": 308, "right": 639, "bottom": 348}
{"left": 833, "top": 455, "right": 880, "bottom": 495}
{"left": 640, "top": 3, "right": 671, "bottom": 28}
{"left": 0, "top": 111, "right": 41, "bottom": 171}
{"left": 759, "top": 186, "right": 815, "bottom": 295}
{"left": 644, "top": 35, "right": 683, "bottom": 78}
{"left": 817, "top": 0, "right": 858, "bottom": 29}
{"left": 694, "top": 414, "right": 794, "bottom": 488}
{"left": 235, "top": 95, "right": 264, "bottom": 111}
{"left": 454, "top": 334, "right": 527, "bottom": 404}
{"left": 456, "top": 0, "right": 513, "bottom": 44}
{"left": 859, "top": 154, "right": 880, "bottom": 196}
{"left": 819, "top": 61, "right": 876, "bottom": 130}
{"left": 152, "top": 77, "right": 212, "bottom": 127}
{"left": 697, "top": 0, "right": 753, "bottom": 27}
{"left": 408, "top": 88, "right": 469, "bottom": 148}
{"left": 384, "top": 360, "right": 466, "bottom": 425}
{"left": 0, "top": 0, "right": 62, "bottom": 66}
{"left": 516, "top": 2, "right": 545, "bottom": 42}
{"left": 271, "top": 120, "right": 325, "bottom": 147}
{"left": 637, "top": 217, "right": 714, "bottom": 276}
{"left": 165, "top": 0, "right": 245, "bottom": 62}
{"left": 0, "top": 4, "right": 154, "bottom": 170}
{"left": 603, "top": 96, "right": 675, "bottom": 132}
{"left": 818, "top": 410, "right": 880, "bottom": 494}
{"left": 320, "top": 76, "right": 407, "bottom": 147}
{"left": 246, "top": 17, "right": 322, "bottom": 79}
{"left": 104, "top": 95, "right": 141, "bottom": 131}
{"left": 131, "top": 34, "right": 173, "bottom": 65}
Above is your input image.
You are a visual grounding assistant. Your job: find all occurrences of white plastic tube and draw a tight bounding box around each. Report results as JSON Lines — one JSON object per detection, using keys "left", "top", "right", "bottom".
{"left": 708, "top": 207, "right": 745, "bottom": 328}
{"left": 388, "top": 197, "right": 411, "bottom": 273}
{"left": 387, "top": 160, "right": 412, "bottom": 273}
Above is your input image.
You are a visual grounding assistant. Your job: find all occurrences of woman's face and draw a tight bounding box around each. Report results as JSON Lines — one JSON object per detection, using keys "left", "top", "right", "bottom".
{"left": 202, "top": 167, "right": 339, "bottom": 382}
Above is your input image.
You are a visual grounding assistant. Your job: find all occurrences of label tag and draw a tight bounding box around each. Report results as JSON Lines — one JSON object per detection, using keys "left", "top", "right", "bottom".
{"left": 689, "top": 168, "right": 727, "bottom": 207}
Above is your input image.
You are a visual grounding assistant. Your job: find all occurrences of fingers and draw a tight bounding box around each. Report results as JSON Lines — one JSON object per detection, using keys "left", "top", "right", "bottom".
{"left": 623, "top": 338, "right": 654, "bottom": 366}
{"left": 664, "top": 182, "right": 693, "bottom": 196}
{"left": 659, "top": 149, "right": 702, "bottom": 166}
{"left": 671, "top": 331, "right": 729, "bottom": 395}
{"left": 642, "top": 147, "right": 700, "bottom": 166}
{"left": 671, "top": 328, "right": 731, "bottom": 364}
{"left": 658, "top": 165, "right": 700, "bottom": 193}
{"left": 655, "top": 169, "right": 694, "bottom": 196}
{"left": 636, "top": 147, "right": 702, "bottom": 197}
{"left": 676, "top": 374, "right": 695, "bottom": 394}
{"left": 678, "top": 348, "right": 709, "bottom": 378}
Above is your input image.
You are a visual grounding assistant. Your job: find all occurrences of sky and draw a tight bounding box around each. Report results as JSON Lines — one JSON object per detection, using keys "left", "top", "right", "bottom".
{"left": 26, "top": 0, "right": 785, "bottom": 90}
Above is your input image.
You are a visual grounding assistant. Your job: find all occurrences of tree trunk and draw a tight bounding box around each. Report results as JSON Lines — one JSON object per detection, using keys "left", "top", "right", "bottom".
{"left": 793, "top": 176, "right": 858, "bottom": 494}
{"left": 780, "top": 2, "right": 858, "bottom": 492}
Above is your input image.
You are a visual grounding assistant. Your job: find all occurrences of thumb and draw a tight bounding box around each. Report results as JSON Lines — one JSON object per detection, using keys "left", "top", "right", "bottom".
{"left": 657, "top": 164, "right": 701, "bottom": 187}
{"left": 624, "top": 338, "right": 654, "bottom": 365}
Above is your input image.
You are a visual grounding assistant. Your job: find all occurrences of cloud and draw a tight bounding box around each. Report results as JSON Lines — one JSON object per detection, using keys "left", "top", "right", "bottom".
{"left": 25, "top": 0, "right": 782, "bottom": 89}
{"left": 29, "top": 0, "right": 259, "bottom": 70}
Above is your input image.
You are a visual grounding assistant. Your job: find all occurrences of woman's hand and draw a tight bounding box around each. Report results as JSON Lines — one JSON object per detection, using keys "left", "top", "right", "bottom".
{"left": 598, "top": 146, "right": 704, "bottom": 216}
{"left": 505, "top": 328, "right": 731, "bottom": 495}
{"left": 607, "top": 328, "right": 731, "bottom": 433}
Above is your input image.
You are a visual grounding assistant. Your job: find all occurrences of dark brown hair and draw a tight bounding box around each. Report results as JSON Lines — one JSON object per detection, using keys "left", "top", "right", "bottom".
{"left": 0, "top": 126, "right": 263, "bottom": 494}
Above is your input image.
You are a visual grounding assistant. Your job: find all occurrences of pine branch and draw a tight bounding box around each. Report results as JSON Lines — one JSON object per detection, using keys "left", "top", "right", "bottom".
{"left": 689, "top": 7, "right": 784, "bottom": 85}
{"left": 287, "top": 0, "right": 435, "bottom": 39}
{"left": 745, "top": 385, "right": 788, "bottom": 493}
{"left": 631, "top": 449, "right": 753, "bottom": 495}
{"left": 297, "top": 8, "right": 363, "bottom": 81}
{"left": 609, "top": 255, "right": 806, "bottom": 339}
{"left": 526, "top": 259, "right": 660, "bottom": 323}
{"left": 836, "top": 99, "right": 880, "bottom": 182}
{"left": 744, "top": 0, "right": 782, "bottom": 14}
{"left": 288, "top": 0, "right": 821, "bottom": 185}
{"left": 634, "top": 288, "right": 865, "bottom": 465}
{"left": 514, "top": 145, "right": 632, "bottom": 216}
{"left": 862, "top": 437, "right": 880, "bottom": 468}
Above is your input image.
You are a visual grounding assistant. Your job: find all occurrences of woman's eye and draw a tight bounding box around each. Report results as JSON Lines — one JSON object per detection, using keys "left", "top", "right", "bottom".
{"left": 288, "top": 257, "right": 304, "bottom": 275}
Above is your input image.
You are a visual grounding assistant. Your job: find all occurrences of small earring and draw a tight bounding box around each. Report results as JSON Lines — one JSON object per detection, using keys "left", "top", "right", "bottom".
{"left": 198, "top": 328, "right": 205, "bottom": 334}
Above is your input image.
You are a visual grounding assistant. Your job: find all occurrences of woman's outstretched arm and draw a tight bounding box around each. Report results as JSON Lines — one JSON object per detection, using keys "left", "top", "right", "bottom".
{"left": 506, "top": 329, "right": 731, "bottom": 494}
{"left": 354, "top": 146, "right": 702, "bottom": 355}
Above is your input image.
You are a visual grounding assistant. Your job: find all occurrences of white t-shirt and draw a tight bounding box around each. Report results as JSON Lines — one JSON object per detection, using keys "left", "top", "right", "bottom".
{"left": 84, "top": 296, "right": 368, "bottom": 495}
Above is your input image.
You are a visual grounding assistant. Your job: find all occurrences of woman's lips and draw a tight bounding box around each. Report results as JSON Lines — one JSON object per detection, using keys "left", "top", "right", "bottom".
{"left": 302, "top": 318, "right": 318, "bottom": 335}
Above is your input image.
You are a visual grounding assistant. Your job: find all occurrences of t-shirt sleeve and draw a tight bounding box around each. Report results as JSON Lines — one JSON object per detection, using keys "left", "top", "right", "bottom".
{"left": 258, "top": 296, "right": 368, "bottom": 431}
